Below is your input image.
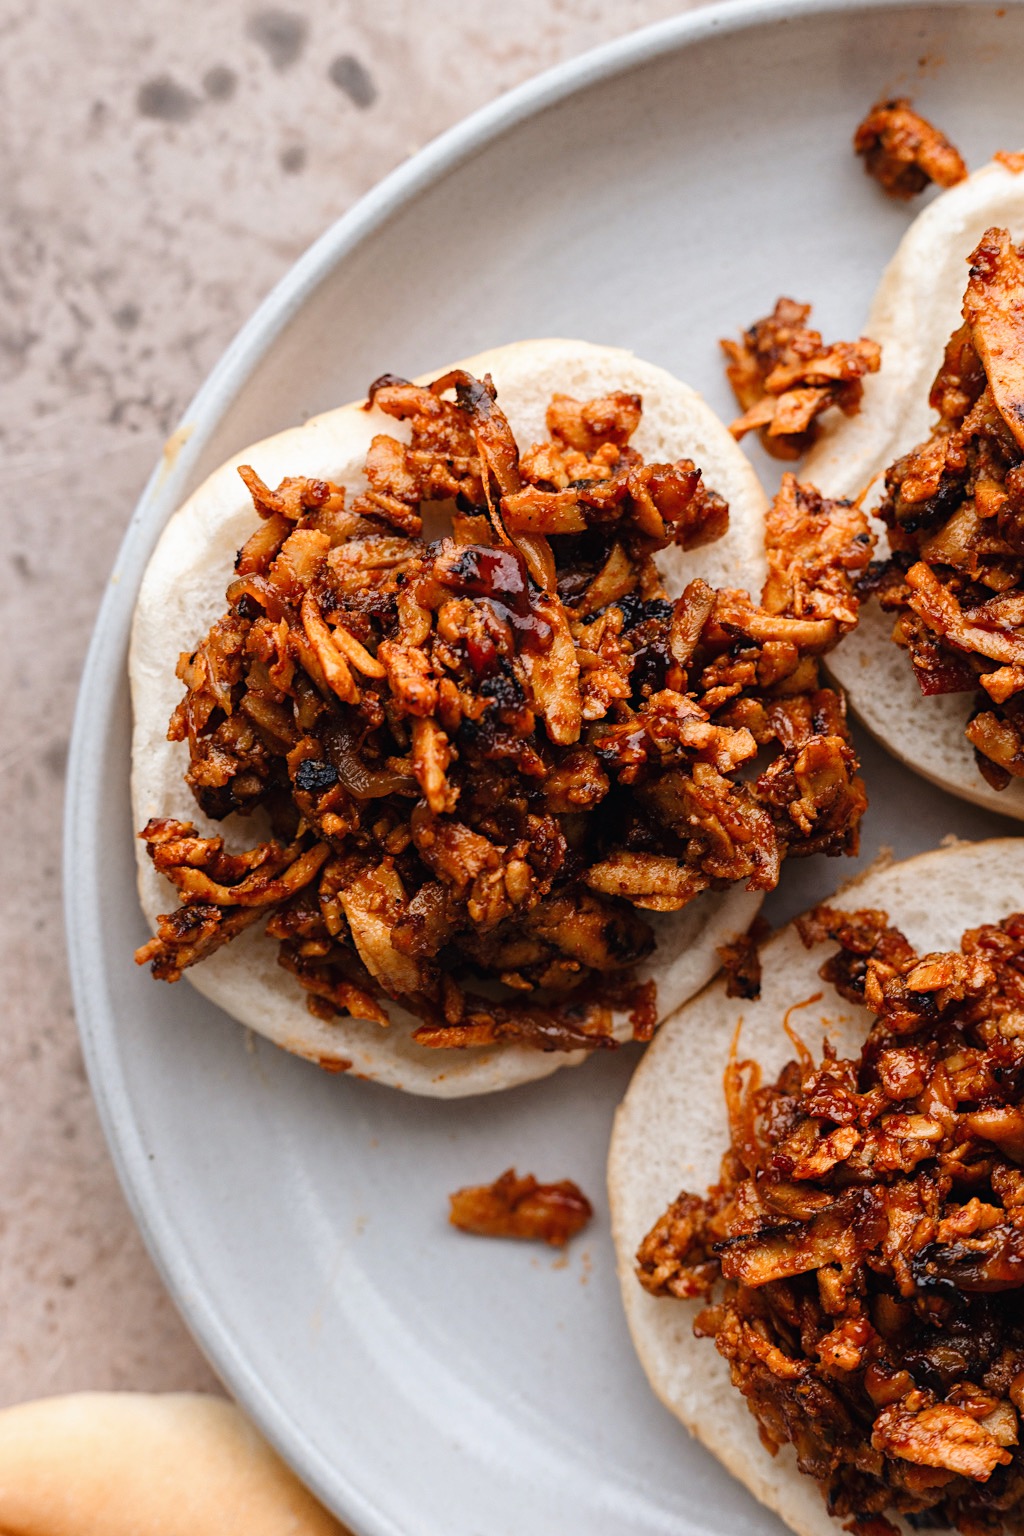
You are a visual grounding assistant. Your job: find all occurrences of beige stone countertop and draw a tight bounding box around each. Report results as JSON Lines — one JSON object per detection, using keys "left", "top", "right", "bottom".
{"left": 2, "top": 0, "right": 697, "bottom": 1408}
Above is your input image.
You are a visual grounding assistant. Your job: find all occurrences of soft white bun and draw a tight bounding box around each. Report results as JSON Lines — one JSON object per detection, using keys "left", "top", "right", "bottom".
{"left": 804, "top": 157, "right": 1024, "bottom": 498}
{"left": 826, "top": 601, "right": 1024, "bottom": 818}
{"left": 803, "top": 158, "right": 1024, "bottom": 820}
{"left": 0, "top": 1392, "right": 343, "bottom": 1536}
{"left": 608, "top": 837, "right": 1024, "bottom": 1536}
{"left": 131, "top": 339, "right": 769, "bottom": 1097}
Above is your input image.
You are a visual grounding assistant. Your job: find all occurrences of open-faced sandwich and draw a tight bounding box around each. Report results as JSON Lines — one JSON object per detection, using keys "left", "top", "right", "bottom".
{"left": 131, "top": 339, "right": 870, "bottom": 1095}
{"left": 801, "top": 157, "right": 1024, "bottom": 816}
{"left": 610, "top": 836, "right": 1024, "bottom": 1536}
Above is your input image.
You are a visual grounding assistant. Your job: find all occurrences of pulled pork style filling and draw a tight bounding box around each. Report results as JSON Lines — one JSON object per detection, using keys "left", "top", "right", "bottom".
{"left": 874, "top": 227, "right": 1024, "bottom": 789}
{"left": 136, "top": 369, "right": 868, "bottom": 1050}
{"left": 638, "top": 905, "right": 1024, "bottom": 1535}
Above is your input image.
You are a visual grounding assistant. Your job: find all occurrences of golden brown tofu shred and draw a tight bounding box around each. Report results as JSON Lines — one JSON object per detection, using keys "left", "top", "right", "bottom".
{"left": 136, "top": 368, "right": 868, "bottom": 1049}
{"left": 853, "top": 97, "right": 968, "bottom": 200}
{"left": 449, "top": 1168, "right": 592, "bottom": 1247}
{"left": 722, "top": 298, "right": 881, "bottom": 461}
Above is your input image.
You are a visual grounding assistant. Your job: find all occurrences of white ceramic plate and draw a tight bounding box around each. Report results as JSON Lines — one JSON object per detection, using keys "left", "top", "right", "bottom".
{"left": 66, "top": 2, "right": 1024, "bottom": 1532}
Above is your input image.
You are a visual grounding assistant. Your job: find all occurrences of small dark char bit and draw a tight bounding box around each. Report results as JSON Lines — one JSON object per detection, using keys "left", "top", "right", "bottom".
{"left": 479, "top": 660, "right": 525, "bottom": 708}
{"left": 854, "top": 97, "right": 968, "bottom": 199}
{"left": 232, "top": 592, "right": 262, "bottom": 620}
{"left": 449, "top": 1168, "right": 593, "bottom": 1248}
{"left": 294, "top": 758, "right": 339, "bottom": 794}
{"left": 639, "top": 904, "right": 1024, "bottom": 1532}
{"left": 616, "top": 594, "right": 674, "bottom": 629}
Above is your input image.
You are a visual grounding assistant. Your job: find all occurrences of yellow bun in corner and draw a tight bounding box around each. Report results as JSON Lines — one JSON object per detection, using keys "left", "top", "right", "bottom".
{"left": 608, "top": 837, "right": 1024, "bottom": 1536}
{"left": 0, "top": 1392, "right": 344, "bottom": 1536}
{"left": 130, "top": 338, "right": 769, "bottom": 1098}
{"left": 802, "top": 158, "right": 1024, "bottom": 820}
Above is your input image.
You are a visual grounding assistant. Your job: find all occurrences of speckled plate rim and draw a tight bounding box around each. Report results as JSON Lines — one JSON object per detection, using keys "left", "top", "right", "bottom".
{"left": 63, "top": 0, "right": 1017, "bottom": 1530}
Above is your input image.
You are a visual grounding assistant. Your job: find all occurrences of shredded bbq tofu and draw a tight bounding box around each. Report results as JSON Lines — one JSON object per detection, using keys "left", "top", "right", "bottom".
{"left": 874, "top": 227, "right": 1024, "bottom": 789}
{"left": 717, "top": 916, "right": 771, "bottom": 1001}
{"left": 637, "top": 905, "right": 1024, "bottom": 1534}
{"left": 135, "top": 369, "right": 869, "bottom": 1049}
{"left": 722, "top": 299, "right": 881, "bottom": 460}
{"left": 449, "top": 1168, "right": 592, "bottom": 1247}
{"left": 854, "top": 98, "right": 968, "bottom": 199}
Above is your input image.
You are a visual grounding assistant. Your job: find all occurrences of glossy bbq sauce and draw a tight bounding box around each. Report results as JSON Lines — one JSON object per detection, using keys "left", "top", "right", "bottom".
{"left": 441, "top": 544, "right": 555, "bottom": 663}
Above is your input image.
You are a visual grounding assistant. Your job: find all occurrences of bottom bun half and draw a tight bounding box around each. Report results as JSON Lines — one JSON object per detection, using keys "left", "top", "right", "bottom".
{"left": 131, "top": 338, "right": 768, "bottom": 1096}
{"left": 608, "top": 837, "right": 1024, "bottom": 1536}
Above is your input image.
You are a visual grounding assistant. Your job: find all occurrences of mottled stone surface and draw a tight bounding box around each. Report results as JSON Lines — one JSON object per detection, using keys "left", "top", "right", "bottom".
{"left": 1, "top": 0, "right": 691, "bottom": 1407}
